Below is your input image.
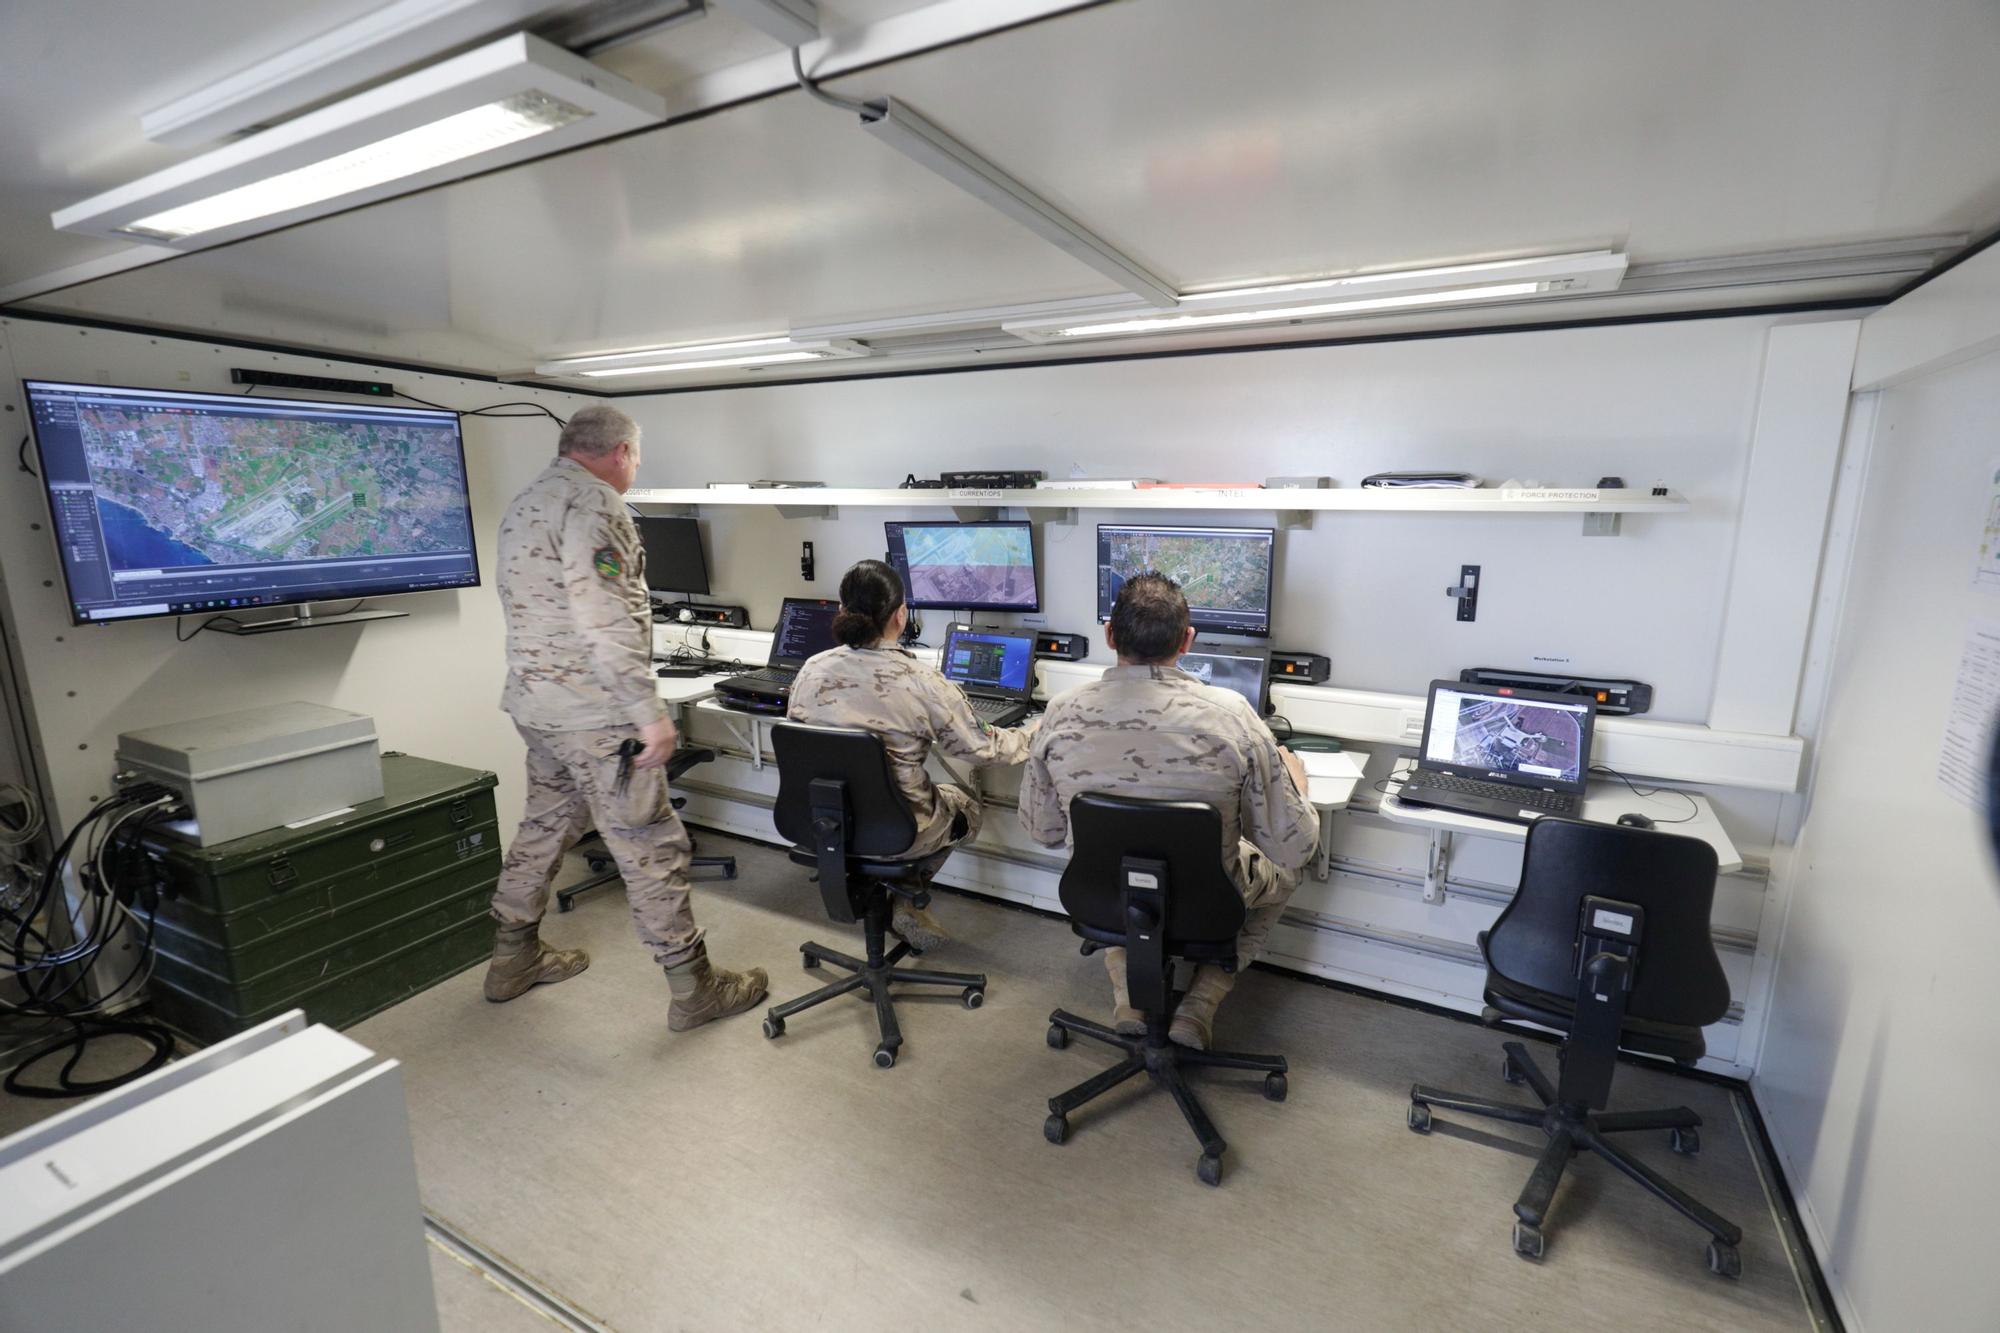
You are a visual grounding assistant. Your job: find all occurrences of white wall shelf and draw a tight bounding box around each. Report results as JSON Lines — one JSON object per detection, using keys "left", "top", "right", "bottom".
{"left": 626, "top": 485, "right": 1690, "bottom": 531}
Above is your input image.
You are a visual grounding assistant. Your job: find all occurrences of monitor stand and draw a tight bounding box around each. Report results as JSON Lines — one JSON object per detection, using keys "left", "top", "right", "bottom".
{"left": 205, "top": 606, "right": 410, "bottom": 636}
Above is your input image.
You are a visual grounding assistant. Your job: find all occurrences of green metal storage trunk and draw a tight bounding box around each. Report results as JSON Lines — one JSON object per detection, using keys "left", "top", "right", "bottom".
{"left": 136, "top": 754, "right": 501, "bottom": 1044}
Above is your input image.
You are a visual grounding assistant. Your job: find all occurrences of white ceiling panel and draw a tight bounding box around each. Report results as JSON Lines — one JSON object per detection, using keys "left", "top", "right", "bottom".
{"left": 11, "top": 0, "right": 2000, "bottom": 384}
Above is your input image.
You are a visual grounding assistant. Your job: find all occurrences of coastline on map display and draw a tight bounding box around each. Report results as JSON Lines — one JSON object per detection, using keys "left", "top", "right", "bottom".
{"left": 97, "top": 497, "right": 214, "bottom": 569}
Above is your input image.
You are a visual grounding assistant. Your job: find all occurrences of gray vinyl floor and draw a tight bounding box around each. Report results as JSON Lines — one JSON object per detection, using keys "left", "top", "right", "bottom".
{"left": 4, "top": 833, "right": 1825, "bottom": 1332}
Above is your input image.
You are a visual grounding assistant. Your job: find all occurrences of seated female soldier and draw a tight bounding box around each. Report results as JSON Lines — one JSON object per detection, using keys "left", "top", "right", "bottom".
{"left": 786, "top": 559, "right": 1038, "bottom": 950}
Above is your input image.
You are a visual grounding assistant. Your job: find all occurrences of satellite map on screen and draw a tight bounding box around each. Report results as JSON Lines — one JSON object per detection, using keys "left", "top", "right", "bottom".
{"left": 1102, "top": 529, "right": 1271, "bottom": 614}
{"left": 1447, "top": 698, "right": 1585, "bottom": 781}
{"left": 76, "top": 407, "right": 472, "bottom": 569}
{"left": 902, "top": 526, "right": 1035, "bottom": 606}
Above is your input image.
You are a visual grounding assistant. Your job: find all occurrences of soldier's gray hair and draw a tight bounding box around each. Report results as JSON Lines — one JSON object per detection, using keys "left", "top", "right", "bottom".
{"left": 559, "top": 405, "right": 641, "bottom": 459}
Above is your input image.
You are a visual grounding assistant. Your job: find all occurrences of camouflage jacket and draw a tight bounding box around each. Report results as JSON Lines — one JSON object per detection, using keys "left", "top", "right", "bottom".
{"left": 1019, "top": 664, "right": 1319, "bottom": 889}
{"left": 788, "top": 644, "right": 1037, "bottom": 858}
{"left": 496, "top": 457, "right": 666, "bottom": 732}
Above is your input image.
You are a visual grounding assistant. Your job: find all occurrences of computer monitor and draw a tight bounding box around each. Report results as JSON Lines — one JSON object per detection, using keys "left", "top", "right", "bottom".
{"left": 1178, "top": 646, "right": 1272, "bottom": 715}
{"left": 940, "top": 625, "right": 1037, "bottom": 699}
{"left": 770, "top": 597, "right": 840, "bottom": 668}
{"left": 1096, "top": 523, "right": 1275, "bottom": 638}
{"left": 884, "top": 520, "right": 1039, "bottom": 611}
{"left": 24, "top": 379, "right": 478, "bottom": 625}
{"left": 636, "top": 515, "right": 709, "bottom": 596}
{"left": 1418, "top": 681, "right": 1595, "bottom": 792}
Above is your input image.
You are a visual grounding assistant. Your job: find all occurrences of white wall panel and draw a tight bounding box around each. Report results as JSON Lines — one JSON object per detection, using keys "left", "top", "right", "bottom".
{"left": 630, "top": 317, "right": 1773, "bottom": 722}
{"left": 1708, "top": 319, "right": 1860, "bottom": 733}
{"left": 1755, "top": 342, "right": 2000, "bottom": 1329}
{"left": 0, "top": 316, "right": 589, "bottom": 835}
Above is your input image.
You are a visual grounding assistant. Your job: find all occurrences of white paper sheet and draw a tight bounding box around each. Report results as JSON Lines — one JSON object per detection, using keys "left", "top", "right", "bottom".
{"left": 1939, "top": 618, "right": 2000, "bottom": 808}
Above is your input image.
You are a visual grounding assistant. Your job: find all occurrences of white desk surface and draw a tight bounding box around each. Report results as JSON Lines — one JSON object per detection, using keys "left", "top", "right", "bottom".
{"left": 1377, "top": 774, "right": 1742, "bottom": 873}
{"left": 653, "top": 671, "right": 727, "bottom": 704}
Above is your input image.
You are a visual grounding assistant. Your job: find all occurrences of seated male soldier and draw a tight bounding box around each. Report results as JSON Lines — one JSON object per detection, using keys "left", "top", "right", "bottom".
{"left": 1017, "top": 573, "right": 1318, "bottom": 1048}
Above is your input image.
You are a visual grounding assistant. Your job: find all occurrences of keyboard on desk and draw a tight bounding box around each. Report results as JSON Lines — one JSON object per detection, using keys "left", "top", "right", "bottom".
{"left": 965, "top": 696, "right": 1025, "bottom": 725}
{"left": 1397, "top": 771, "right": 1578, "bottom": 822}
{"left": 729, "top": 668, "right": 795, "bottom": 688}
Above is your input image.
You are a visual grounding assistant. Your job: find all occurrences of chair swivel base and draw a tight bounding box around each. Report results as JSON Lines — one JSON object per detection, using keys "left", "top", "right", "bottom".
{"left": 1043, "top": 1008, "right": 1288, "bottom": 1186}
{"left": 1408, "top": 1040, "right": 1744, "bottom": 1276}
{"left": 761, "top": 937, "right": 986, "bottom": 1069}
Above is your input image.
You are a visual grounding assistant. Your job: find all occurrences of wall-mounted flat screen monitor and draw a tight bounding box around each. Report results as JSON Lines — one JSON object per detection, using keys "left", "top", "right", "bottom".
{"left": 636, "top": 515, "right": 710, "bottom": 596}
{"left": 1096, "top": 523, "right": 1276, "bottom": 638}
{"left": 24, "top": 380, "right": 479, "bottom": 625}
{"left": 883, "top": 520, "right": 1039, "bottom": 611}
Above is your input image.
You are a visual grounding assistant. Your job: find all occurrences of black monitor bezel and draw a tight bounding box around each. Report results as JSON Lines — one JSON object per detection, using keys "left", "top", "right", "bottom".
{"left": 883, "top": 519, "right": 1041, "bottom": 612}
{"left": 1178, "top": 643, "right": 1274, "bottom": 715}
{"left": 1416, "top": 678, "right": 1598, "bottom": 794}
{"left": 1095, "top": 522, "right": 1277, "bottom": 639}
{"left": 22, "top": 378, "right": 479, "bottom": 628}
{"left": 770, "top": 596, "right": 841, "bottom": 669}
{"left": 940, "top": 623, "right": 1039, "bottom": 702}
{"left": 635, "top": 514, "right": 711, "bottom": 596}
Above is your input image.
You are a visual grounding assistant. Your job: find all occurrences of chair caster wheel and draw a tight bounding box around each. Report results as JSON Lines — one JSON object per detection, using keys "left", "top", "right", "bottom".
{"left": 1197, "top": 1153, "right": 1223, "bottom": 1187}
{"left": 1512, "top": 1222, "right": 1546, "bottom": 1261}
{"left": 1501, "top": 1053, "right": 1524, "bottom": 1084}
{"left": 1263, "top": 1072, "right": 1288, "bottom": 1102}
{"left": 1407, "top": 1102, "right": 1432, "bottom": 1134}
{"left": 556, "top": 899, "right": 574, "bottom": 914}
{"left": 1705, "top": 1240, "right": 1741, "bottom": 1279}
{"left": 586, "top": 858, "right": 612, "bottom": 874}
{"left": 1671, "top": 1126, "right": 1701, "bottom": 1156}
{"left": 801, "top": 952, "right": 821, "bottom": 971}
{"left": 1043, "top": 1114, "right": 1069, "bottom": 1145}
{"left": 723, "top": 866, "right": 738, "bottom": 880}
{"left": 1046, "top": 1023, "right": 1069, "bottom": 1049}
{"left": 761, "top": 1017, "right": 784, "bottom": 1039}
{"left": 961, "top": 987, "right": 984, "bottom": 1010}
{"left": 873, "top": 1045, "right": 897, "bottom": 1069}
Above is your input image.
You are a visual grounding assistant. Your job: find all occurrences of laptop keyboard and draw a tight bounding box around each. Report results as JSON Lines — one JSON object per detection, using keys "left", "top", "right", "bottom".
{"left": 966, "top": 696, "right": 1020, "bottom": 723}
{"left": 732, "top": 668, "right": 794, "bottom": 687}
{"left": 1408, "top": 772, "right": 1577, "bottom": 813}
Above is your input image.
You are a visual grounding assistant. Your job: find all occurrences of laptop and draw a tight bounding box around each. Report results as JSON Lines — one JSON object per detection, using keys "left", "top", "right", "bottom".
{"left": 1178, "top": 644, "right": 1272, "bottom": 715}
{"left": 939, "top": 624, "right": 1037, "bottom": 727}
{"left": 1395, "top": 680, "right": 1597, "bottom": 823}
{"left": 715, "top": 598, "right": 840, "bottom": 713}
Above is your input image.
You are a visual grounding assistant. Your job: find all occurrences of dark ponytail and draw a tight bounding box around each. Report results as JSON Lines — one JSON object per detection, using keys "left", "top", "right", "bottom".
{"left": 832, "top": 559, "right": 905, "bottom": 647}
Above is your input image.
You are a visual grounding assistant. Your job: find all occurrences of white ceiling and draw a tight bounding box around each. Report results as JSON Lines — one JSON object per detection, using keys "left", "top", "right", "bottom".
{"left": 9, "top": 0, "right": 2000, "bottom": 386}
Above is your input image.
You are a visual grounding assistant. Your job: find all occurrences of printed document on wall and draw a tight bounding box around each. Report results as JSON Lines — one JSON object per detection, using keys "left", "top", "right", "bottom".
{"left": 1975, "top": 459, "right": 2000, "bottom": 593}
{"left": 1939, "top": 618, "right": 2000, "bottom": 808}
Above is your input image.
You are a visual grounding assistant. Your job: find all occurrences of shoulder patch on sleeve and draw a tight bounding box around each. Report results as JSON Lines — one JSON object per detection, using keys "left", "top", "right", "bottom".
{"left": 593, "top": 546, "right": 624, "bottom": 579}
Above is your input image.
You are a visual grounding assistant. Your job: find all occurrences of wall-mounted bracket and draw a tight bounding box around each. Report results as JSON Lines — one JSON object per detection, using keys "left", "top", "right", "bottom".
{"left": 1423, "top": 830, "right": 1454, "bottom": 904}
{"left": 1449, "top": 565, "right": 1481, "bottom": 621}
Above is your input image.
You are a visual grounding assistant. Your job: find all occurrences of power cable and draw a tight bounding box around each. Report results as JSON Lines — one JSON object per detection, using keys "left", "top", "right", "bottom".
{"left": 791, "top": 47, "right": 882, "bottom": 116}
{"left": 392, "top": 389, "right": 567, "bottom": 427}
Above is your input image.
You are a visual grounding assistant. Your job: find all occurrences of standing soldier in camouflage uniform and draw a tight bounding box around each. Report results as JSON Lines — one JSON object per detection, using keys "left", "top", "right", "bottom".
{"left": 788, "top": 559, "right": 1038, "bottom": 950}
{"left": 1018, "top": 573, "right": 1317, "bottom": 1049}
{"left": 485, "top": 405, "right": 767, "bottom": 1030}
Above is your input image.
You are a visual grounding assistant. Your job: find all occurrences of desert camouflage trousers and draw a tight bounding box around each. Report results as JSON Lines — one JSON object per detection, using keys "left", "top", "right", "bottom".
{"left": 1232, "top": 840, "right": 1300, "bottom": 971}
{"left": 490, "top": 722, "right": 703, "bottom": 968}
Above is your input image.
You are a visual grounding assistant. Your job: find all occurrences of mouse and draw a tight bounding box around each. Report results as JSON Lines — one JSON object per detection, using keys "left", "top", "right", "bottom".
{"left": 1616, "top": 812, "right": 1655, "bottom": 830}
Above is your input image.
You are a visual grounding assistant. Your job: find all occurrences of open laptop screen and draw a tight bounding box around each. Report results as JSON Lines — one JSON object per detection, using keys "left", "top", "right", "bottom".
{"left": 771, "top": 598, "right": 839, "bottom": 668}
{"left": 941, "top": 627, "right": 1035, "bottom": 697}
{"left": 1421, "top": 683, "right": 1594, "bottom": 790}
{"left": 1178, "top": 647, "right": 1271, "bottom": 715}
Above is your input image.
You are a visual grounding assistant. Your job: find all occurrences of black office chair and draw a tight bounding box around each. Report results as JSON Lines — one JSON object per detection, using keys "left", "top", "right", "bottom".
{"left": 556, "top": 747, "right": 736, "bottom": 912}
{"left": 763, "top": 723, "right": 987, "bottom": 1068}
{"left": 1407, "top": 817, "right": 1743, "bottom": 1276}
{"left": 1042, "top": 794, "right": 1288, "bottom": 1186}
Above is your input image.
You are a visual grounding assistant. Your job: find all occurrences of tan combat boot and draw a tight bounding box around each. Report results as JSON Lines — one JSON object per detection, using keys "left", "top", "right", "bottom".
{"left": 483, "top": 921, "right": 589, "bottom": 1002}
{"left": 664, "top": 947, "right": 769, "bottom": 1031}
{"left": 890, "top": 898, "right": 952, "bottom": 953}
{"left": 1168, "top": 964, "right": 1236, "bottom": 1050}
{"left": 1102, "top": 946, "right": 1144, "bottom": 1036}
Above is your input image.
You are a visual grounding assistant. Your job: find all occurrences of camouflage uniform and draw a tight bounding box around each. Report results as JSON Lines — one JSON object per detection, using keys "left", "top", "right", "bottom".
{"left": 490, "top": 456, "right": 702, "bottom": 968}
{"left": 1018, "top": 664, "right": 1318, "bottom": 968}
{"left": 787, "top": 645, "right": 1037, "bottom": 864}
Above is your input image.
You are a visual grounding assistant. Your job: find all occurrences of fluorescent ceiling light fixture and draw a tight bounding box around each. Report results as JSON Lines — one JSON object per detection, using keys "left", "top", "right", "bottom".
{"left": 859, "top": 97, "right": 1176, "bottom": 308}
{"left": 55, "top": 33, "right": 664, "bottom": 248}
{"left": 1004, "top": 251, "right": 1627, "bottom": 342}
{"left": 539, "top": 337, "right": 868, "bottom": 378}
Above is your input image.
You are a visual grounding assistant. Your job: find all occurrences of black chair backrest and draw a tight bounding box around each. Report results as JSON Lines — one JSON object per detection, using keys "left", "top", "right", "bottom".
{"left": 1059, "top": 793, "right": 1246, "bottom": 946}
{"left": 771, "top": 723, "right": 917, "bottom": 859}
{"left": 1487, "top": 818, "right": 1730, "bottom": 1028}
